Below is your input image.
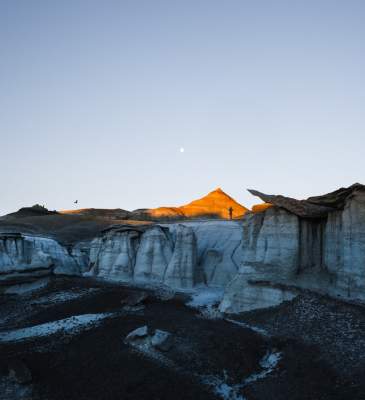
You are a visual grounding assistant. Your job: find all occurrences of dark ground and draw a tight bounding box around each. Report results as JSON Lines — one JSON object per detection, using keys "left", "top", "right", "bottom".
{"left": 0, "top": 277, "right": 364, "bottom": 400}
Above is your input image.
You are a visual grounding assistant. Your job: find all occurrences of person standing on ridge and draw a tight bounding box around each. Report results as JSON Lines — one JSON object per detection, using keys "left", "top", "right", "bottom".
{"left": 228, "top": 207, "right": 233, "bottom": 220}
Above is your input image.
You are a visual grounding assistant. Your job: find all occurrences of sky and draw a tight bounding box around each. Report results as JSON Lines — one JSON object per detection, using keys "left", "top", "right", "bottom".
{"left": 1, "top": 0, "right": 365, "bottom": 215}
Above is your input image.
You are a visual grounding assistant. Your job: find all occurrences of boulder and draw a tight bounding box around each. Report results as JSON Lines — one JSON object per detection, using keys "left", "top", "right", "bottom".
{"left": 124, "top": 326, "right": 174, "bottom": 352}
{"left": 151, "top": 329, "right": 173, "bottom": 352}
{"left": 124, "top": 326, "right": 149, "bottom": 344}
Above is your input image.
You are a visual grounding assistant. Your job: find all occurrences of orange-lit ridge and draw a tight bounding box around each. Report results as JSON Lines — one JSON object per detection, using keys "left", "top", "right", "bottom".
{"left": 251, "top": 203, "right": 273, "bottom": 213}
{"left": 147, "top": 188, "right": 248, "bottom": 219}
{"left": 59, "top": 189, "right": 272, "bottom": 220}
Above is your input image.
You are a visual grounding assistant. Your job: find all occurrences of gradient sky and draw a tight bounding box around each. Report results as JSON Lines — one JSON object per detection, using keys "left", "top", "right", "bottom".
{"left": 1, "top": 0, "right": 365, "bottom": 215}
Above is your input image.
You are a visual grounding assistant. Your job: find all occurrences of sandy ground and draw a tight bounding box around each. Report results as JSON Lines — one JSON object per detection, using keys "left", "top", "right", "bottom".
{"left": 0, "top": 277, "right": 364, "bottom": 400}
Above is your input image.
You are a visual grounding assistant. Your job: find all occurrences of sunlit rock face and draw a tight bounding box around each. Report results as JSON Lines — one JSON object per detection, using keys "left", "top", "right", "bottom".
{"left": 251, "top": 203, "right": 273, "bottom": 213}
{"left": 137, "top": 188, "right": 248, "bottom": 220}
{"left": 0, "top": 234, "right": 79, "bottom": 277}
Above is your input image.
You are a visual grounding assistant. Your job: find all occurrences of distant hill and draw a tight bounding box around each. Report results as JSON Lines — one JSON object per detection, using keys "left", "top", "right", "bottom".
{"left": 59, "top": 208, "right": 131, "bottom": 220}
{"left": 136, "top": 188, "right": 248, "bottom": 220}
{"left": 2, "top": 204, "right": 58, "bottom": 219}
{"left": 0, "top": 206, "right": 147, "bottom": 245}
{"left": 0, "top": 189, "right": 247, "bottom": 242}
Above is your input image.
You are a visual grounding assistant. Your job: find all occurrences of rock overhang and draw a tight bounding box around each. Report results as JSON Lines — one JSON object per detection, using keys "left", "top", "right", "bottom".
{"left": 248, "top": 183, "right": 365, "bottom": 219}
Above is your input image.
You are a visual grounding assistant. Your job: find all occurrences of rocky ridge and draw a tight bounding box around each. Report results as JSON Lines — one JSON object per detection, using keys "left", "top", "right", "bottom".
{"left": 133, "top": 188, "right": 248, "bottom": 220}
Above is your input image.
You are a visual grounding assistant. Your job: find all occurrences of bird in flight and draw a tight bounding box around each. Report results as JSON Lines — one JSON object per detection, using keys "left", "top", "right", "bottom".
{"left": 74, "top": 200, "right": 78, "bottom": 204}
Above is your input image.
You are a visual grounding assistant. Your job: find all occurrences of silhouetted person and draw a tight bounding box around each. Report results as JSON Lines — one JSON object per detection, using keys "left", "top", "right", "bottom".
{"left": 228, "top": 207, "right": 233, "bottom": 220}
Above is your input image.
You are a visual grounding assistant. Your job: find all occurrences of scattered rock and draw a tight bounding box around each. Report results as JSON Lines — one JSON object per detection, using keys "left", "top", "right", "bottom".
{"left": 124, "top": 326, "right": 174, "bottom": 352}
{"left": 8, "top": 360, "right": 32, "bottom": 384}
{"left": 124, "top": 326, "right": 149, "bottom": 344}
{"left": 151, "top": 329, "right": 173, "bottom": 352}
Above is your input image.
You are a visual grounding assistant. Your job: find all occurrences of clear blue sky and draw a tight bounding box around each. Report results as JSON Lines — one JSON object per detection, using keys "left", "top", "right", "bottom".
{"left": 1, "top": 0, "right": 364, "bottom": 215}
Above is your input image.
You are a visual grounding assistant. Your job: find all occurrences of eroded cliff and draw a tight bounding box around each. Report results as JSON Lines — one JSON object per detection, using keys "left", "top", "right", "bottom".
{"left": 0, "top": 233, "right": 80, "bottom": 283}
{"left": 0, "top": 221, "right": 242, "bottom": 290}
{"left": 220, "top": 184, "right": 365, "bottom": 313}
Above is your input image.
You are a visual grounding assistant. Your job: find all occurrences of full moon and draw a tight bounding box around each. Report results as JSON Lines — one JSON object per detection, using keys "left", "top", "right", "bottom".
{"left": 180, "top": 147, "right": 185, "bottom": 153}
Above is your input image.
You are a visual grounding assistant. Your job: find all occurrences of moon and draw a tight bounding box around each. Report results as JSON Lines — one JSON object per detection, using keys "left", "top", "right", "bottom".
{"left": 180, "top": 147, "right": 185, "bottom": 153}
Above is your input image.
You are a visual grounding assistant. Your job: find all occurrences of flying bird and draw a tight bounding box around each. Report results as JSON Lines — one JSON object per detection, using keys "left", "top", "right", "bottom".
{"left": 74, "top": 200, "right": 78, "bottom": 204}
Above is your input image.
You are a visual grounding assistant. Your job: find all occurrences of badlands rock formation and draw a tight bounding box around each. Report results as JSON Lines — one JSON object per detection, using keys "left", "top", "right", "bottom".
{"left": 85, "top": 221, "right": 240, "bottom": 288}
{"left": 0, "top": 221, "right": 242, "bottom": 290}
{"left": 1, "top": 184, "right": 365, "bottom": 315}
{"left": 220, "top": 184, "right": 365, "bottom": 313}
{"left": 0, "top": 233, "right": 80, "bottom": 282}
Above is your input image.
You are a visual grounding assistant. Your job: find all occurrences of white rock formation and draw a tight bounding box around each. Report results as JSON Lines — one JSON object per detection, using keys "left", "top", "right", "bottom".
{"left": 185, "top": 221, "right": 242, "bottom": 286}
{"left": 92, "top": 230, "right": 139, "bottom": 281}
{"left": 324, "top": 191, "right": 365, "bottom": 299}
{"left": 163, "top": 224, "right": 200, "bottom": 288}
{"left": 125, "top": 326, "right": 173, "bottom": 352}
{"left": 219, "top": 208, "right": 300, "bottom": 313}
{"left": 220, "top": 188, "right": 365, "bottom": 313}
{"left": 71, "top": 240, "right": 94, "bottom": 274}
{"left": 0, "top": 234, "right": 79, "bottom": 277}
{"left": 3, "top": 186, "right": 365, "bottom": 315}
{"left": 240, "top": 209, "right": 300, "bottom": 276}
{"left": 124, "top": 325, "right": 149, "bottom": 343}
{"left": 220, "top": 272, "right": 296, "bottom": 313}
{"left": 84, "top": 224, "right": 199, "bottom": 288}
{"left": 133, "top": 226, "right": 173, "bottom": 283}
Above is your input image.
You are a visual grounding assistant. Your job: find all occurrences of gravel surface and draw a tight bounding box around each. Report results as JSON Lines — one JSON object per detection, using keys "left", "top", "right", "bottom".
{"left": 1, "top": 277, "right": 364, "bottom": 400}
